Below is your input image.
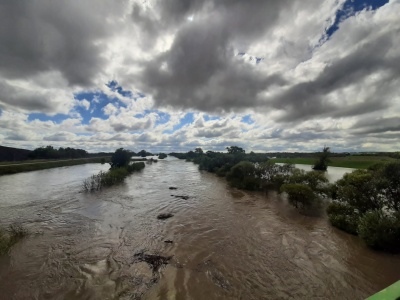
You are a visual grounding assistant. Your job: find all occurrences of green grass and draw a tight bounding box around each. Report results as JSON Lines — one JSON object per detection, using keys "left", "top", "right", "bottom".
{"left": 0, "top": 157, "right": 110, "bottom": 176}
{"left": 271, "top": 156, "right": 397, "bottom": 169}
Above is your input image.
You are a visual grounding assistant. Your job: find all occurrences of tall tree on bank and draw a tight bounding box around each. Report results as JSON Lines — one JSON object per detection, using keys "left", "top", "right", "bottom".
{"left": 313, "top": 146, "right": 330, "bottom": 171}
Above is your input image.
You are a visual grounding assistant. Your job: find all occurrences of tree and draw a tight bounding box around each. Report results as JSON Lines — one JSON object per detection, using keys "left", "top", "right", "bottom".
{"left": 226, "top": 161, "right": 259, "bottom": 190}
{"left": 158, "top": 153, "right": 167, "bottom": 159}
{"left": 226, "top": 146, "right": 245, "bottom": 154}
{"left": 110, "top": 148, "right": 132, "bottom": 168}
{"left": 194, "top": 148, "right": 203, "bottom": 154}
{"left": 313, "top": 146, "right": 330, "bottom": 171}
{"left": 280, "top": 183, "right": 318, "bottom": 210}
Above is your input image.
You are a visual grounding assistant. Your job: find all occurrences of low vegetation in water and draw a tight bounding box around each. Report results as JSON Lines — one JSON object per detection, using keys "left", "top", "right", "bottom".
{"left": 327, "top": 162, "right": 400, "bottom": 252}
{"left": 173, "top": 147, "right": 400, "bottom": 252}
{"left": 0, "top": 223, "right": 29, "bottom": 255}
{"left": 83, "top": 149, "right": 145, "bottom": 192}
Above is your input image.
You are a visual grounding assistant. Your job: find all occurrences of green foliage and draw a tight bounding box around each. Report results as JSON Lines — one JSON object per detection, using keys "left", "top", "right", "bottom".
{"left": 127, "top": 162, "right": 145, "bottom": 172}
{"left": 313, "top": 146, "right": 330, "bottom": 171}
{"left": 110, "top": 148, "right": 132, "bottom": 168}
{"left": 29, "top": 146, "right": 88, "bottom": 159}
{"left": 357, "top": 211, "right": 400, "bottom": 252}
{"left": 288, "top": 169, "right": 329, "bottom": 193}
{"left": 327, "top": 162, "right": 400, "bottom": 252}
{"left": 194, "top": 148, "right": 203, "bottom": 154}
{"left": 327, "top": 202, "right": 359, "bottom": 235}
{"left": 226, "top": 146, "right": 245, "bottom": 154}
{"left": 226, "top": 161, "right": 260, "bottom": 190}
{"left": 158, "top": 153, "right": 167, "bottom": 159}
{"left": 83, "top": 163, "right": 145, "bottom": 192}
{"left": 137, "top": 149, "right": 153, "bottom": 157}
{"left": 333, "top": 169, "right": 383, "bottom": 213}
{"left": 280, "top": 184, "right": 319, "bottom": 210}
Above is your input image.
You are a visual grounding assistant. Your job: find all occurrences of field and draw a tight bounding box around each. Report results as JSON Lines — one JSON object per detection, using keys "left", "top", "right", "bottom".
{"left": 0, "top": 157, "right": 110, "bottom": 176}
{"left": 270, "top": 155, "right": 397, "bottom": 169}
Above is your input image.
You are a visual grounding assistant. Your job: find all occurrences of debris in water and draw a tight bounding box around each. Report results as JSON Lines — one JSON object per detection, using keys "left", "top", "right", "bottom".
{"left": 134, "top": 251, "right": 172, "bottom": 272}
{"left": 169, "top": 187, "right": 178, "bottom": 190}
{"left": 164, "top": 240, "right": 173, "bottom": 244}
{"left": 157, "top": 213, "right": 174, "bottom": 220}
{"left": 173, "top": 195, "right": 189, "bottom": 200}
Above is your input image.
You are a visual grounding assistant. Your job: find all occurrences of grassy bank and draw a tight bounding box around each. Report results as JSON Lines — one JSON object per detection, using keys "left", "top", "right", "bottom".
{"left": 270, "top": 156, "right": 397, "bottom": 169}
{"left": 0, "top": 157, "right": 110, "bottom": 176}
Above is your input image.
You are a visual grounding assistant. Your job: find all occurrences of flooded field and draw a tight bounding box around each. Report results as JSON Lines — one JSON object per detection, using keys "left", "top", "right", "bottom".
{"left": 0, "top": 158, "right": 399, "bottom": 299}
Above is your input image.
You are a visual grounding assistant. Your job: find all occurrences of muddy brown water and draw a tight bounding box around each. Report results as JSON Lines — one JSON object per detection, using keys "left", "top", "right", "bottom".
{"left": 0, "top": 158, "right": 399, "bottom": 299}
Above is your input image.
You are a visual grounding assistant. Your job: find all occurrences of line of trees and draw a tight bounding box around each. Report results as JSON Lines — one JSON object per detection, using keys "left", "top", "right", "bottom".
{"left": 172, "top": 146, "right": 400, "bottom": 252}
{"left": 29, "top": 146, "right": 88, "bottom": 159}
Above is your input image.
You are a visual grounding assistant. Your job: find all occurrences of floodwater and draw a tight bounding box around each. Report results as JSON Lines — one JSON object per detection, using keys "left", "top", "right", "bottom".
{"left": 0, "top": 158, "right": 399, "bottom": 299}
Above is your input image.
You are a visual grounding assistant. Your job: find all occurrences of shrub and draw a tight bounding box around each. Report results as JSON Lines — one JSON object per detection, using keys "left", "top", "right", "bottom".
{"left": 357, "top": 211, "right": 400, "bottom": 252}
{"left": 158, "top": 153, "right": 167, "bottom": 159}
{"left": 313, "top": 146, "right": 330, "bottom": 171}
{"left": 280, "top": 183, "right": 319, "bottom": 210}
{"left": 127, "top": 162, "right": 145, "bottom": 172}
{"left": 327, "top": 202, "right": 359, "bottom": 235}
{"left": 333, "top": 170, "right": 383, "bottom": 213}
{"left": 110, "top": 148, "right": 132, "bottom": 168}
{"left": 83, "top": 163, "right": 145, "bottom": 192}
{"left": 226, "top": 161, "right": 260, "bottom": 190}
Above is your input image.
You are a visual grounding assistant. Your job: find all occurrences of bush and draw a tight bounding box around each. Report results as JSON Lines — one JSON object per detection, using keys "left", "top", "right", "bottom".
{"left": 357, "top": 211, "right": 400, "bottom": 252}
{"left": 327, "top": 202, "right": 359, "bottom": 235}
{"left": 280, "top": 183, "right": 319, "bottom": 210}
{"left": 110, "top": 148, "right": 132, "bottom": 168}
{"left": 333, "top": 170, "right": 383, "bottom": 213}
{"left": 158, "top": 153, "right": 167, "bottom": 159}
{"left": 226, "top": 161, "right": 260, "bottom": 190}
{"left": 83, "top": 163, "right": 145, "bottom": 192}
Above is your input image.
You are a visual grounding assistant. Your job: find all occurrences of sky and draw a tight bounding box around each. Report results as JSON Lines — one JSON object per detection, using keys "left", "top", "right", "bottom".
{"left": 0, "top": 0, "right": 399, "bottom": 153}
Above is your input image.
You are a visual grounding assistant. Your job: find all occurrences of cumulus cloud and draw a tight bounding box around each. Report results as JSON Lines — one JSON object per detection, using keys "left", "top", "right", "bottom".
{"left": 0, "top": 0, "right": 399, "bottom": 152}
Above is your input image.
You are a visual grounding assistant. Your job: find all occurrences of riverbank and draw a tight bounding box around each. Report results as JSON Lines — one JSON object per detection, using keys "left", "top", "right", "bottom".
{"left": 270, "top": 155, "right": 396, "bottom": 169}
{"left": 0, "top": 157, "right": 110, "bottom": 176}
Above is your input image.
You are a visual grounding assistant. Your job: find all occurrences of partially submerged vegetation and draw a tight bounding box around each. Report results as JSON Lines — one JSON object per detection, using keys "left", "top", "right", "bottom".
{"left": 327, "top": 162, "right": 400, "bottom": 252}
{"left": 83, "top": 148, "right": 145, "bottom": 192}
{"left": 172, "top": 147, "right": 400, "bottom": 252}
{"left": 0, "top": 223, "right": 29, "bottom": 255}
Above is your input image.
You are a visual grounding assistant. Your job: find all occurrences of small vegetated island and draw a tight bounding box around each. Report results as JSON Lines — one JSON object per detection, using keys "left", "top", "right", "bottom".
{"left": 83, "top": 148, "right": 145, "bottom": 192}
{"left": 171, "top": 146, "right": 400, "bottom": 253}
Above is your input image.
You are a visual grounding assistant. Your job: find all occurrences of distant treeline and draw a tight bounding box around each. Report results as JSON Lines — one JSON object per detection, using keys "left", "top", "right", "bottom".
{"left": 0, "top": 146, "right": 31, "bottom": 161}
{"left": 29, "top": 146, "right": 89, "bottom": 159}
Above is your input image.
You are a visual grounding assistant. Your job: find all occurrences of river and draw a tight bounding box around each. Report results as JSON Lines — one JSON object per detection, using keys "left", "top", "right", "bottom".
{"left": 0, "top": 158, "right": 399, "bottom": 299}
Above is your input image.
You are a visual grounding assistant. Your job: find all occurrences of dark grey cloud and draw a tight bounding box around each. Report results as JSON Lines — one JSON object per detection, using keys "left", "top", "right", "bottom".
{"left": 0, "top": 80, "right": 55, "bottom": 112}
{"left": 271, "top": 32, "right": 399, "bottom": 122}
{"left": 43, "top": 132, "right": 72, "bottom": 142}
{"left": 138, "top": 0, "right": 288, "bottom": 112}
{"left": 351, "top": 117, "right": 400, "bottom": 135}
{"left": 0, "top": 0, "right": 124, "bottom": 86}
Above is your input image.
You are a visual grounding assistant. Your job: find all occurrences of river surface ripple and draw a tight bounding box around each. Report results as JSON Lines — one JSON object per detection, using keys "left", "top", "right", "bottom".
{"left": 0, "top": 158, "right": 399, "bottom": 299}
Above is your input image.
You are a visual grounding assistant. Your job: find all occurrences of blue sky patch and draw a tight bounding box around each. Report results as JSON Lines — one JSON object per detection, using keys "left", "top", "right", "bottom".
{"left": 74, "top": 89, "right": 129, "bottom": 124}
{"left": 241, "top": 115, "right": 255, "bottom": 124}
{"left": 28, "top": 113, "right": 70, "bottom": 124}
{"left": 163, "top": 112, "right": 194, "bottom": 134}
{"left": 326, "top": 0, "right": 389, "bottom": 39}
{"left": 203, "top": 114, "right": 221, "bottom": 121}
